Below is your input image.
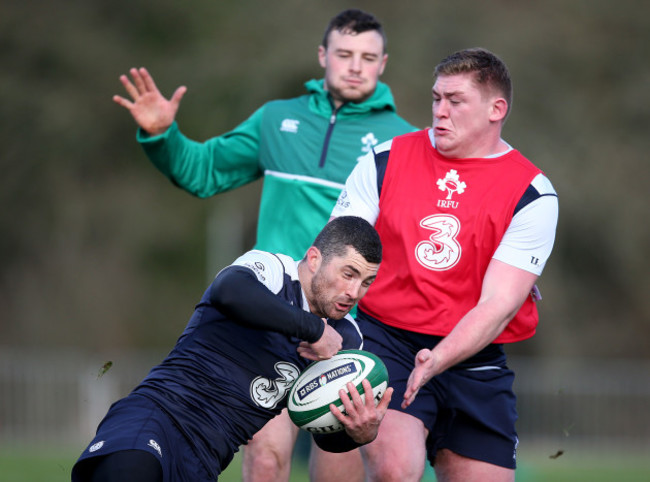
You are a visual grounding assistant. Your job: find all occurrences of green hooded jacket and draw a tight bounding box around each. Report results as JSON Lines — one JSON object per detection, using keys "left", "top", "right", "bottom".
{"left": 138, "top": 78, "right": 416, "bottom": 259}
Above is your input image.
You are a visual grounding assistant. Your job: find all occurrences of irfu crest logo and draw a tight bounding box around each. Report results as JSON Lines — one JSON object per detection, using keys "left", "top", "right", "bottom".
{"left": 437, "top": 169, "right": 467, "bottom": 200}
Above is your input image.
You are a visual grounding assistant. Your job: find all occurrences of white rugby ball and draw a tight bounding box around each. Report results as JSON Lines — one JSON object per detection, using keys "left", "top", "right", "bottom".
{"left": 287, "top": 349, "right": 389, "bottom": 434}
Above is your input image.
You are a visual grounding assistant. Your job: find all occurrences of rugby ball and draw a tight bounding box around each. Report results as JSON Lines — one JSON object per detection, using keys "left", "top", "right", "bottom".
{"left": 287, "top": 349, "right": 389, "bottom": 434}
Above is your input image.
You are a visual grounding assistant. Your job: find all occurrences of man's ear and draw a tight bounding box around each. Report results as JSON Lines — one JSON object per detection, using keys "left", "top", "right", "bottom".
{"left": 306, "top": 246, "right": 322, "bottom": 273}
{"left": 318, "top": 45, "right": 327, "bottom": 69}
{"left": 378, "top": 53, "right": 388, "bottom": 76}
{"left": 489, "top": 97, "right": 508, "bottom": 123}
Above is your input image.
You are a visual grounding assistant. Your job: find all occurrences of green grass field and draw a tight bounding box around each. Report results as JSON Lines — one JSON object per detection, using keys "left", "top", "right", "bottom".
{"left": 2, "top": 446, "right": 648, "bottom": 481}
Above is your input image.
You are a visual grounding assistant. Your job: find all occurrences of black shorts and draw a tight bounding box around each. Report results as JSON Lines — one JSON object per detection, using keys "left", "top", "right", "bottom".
{"left": 357, "top": 310, "right": 519, "bottom": 469}
{"left": 71, "top": 394, "right": 212, "bottom": 482}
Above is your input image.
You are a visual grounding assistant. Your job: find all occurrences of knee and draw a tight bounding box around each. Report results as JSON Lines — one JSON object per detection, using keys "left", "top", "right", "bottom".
{"left": 309, "top": 447, "right": 364, "bottom": 482}
{"left": 366, "top": 458, "right": 423, "bottom": 482}
{"left": 362, "top": 444, "right": 425, "bottom": 482}
{"left": 242, "top": 441, "right": 291, "bottom": 482}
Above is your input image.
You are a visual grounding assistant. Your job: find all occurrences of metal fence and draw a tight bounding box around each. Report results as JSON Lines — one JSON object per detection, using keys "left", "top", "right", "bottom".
{"left": 1, "top": 347, "right": 649, "bottom": 456}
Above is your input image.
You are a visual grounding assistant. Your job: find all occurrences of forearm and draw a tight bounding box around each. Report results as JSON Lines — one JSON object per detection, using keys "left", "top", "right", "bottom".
{"left": 137, "top": 115, "right": 262, "bottom": 197}
{"left": 209, "top": 266, "right": 325, "bottom": 342}
{"left": 429, "top": 303, "right": 513, "bottom": 375}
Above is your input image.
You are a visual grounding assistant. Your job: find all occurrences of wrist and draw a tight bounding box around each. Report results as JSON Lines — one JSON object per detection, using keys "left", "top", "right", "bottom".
{"left": 304, "top": 317, "right": 325, "bottom": 343}
{"left": 146, "top": 123, "right": 172, "bottom": 136}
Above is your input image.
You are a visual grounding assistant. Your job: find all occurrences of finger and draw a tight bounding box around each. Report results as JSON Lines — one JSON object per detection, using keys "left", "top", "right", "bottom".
{"left": 403, "top": 379, "right": 416, "bottom": 399}
{"left": 296, "top": 344, "right": 313, "bottom": 354}
{"left": 401, "top": 386, "right": 418, "bottom": 409}
{"left": 402, "top": 371, "right": 421, "bottom": 405}
{"left": 130, "top": 67, "right": 147, "bottom": 94}
{"left": 338, "top": 387, "right": 354, "bottom": 413}
{"left": 346, "top": 382, "right": 363, "bottom": 407}
{"left": 416, "top": 348, "right": 432, "bottom": 365}
{"left": 119, "top": 74, "right": 140, "bottom": 100}
{"left": 405, "top": 367, "right": 425, "bottom": 395}
{"left": 170, "top": 86, "right": 187, "bottom": 107}
{"left": 296, "top": 347, "right": 318, "bottom": 361}
{"left": 402, "top": 383, "right": 418, "bottom": 403}
{"left": 361, "top": 379, "right": 374, "bottom": 406}
{"left": 329, "top": 402, "right": 349, "bottom": 425}
{"left": 139, "top": 67, "right": 159, "bottom": 94}
{"left": 112, "top": 95, "right": 134, "bottom": 109}
{"left": 377, "top": 387, "right": 393, "bottom": 411}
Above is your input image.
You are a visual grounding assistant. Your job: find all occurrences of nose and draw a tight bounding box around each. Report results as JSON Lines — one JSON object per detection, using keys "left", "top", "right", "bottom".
{"left": 349, "top": 55, "right": 362, "bottom": 73}
{"left": 434, "top": 99, "right": 449, "bottom": 118}
{"left": 345, "top": 280, "right": 362, "bottom": 301}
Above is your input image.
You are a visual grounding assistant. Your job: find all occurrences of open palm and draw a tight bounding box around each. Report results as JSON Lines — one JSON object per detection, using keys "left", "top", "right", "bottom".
{"left": 113, "top": 67, "right": 187, "bottom": 135}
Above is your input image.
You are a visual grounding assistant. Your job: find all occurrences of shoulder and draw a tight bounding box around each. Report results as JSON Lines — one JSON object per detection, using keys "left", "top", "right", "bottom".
{"left": 514, "top": 173, "right": 558, "bottom": 216}
{"left": 233, "top": 248, "right": 282, "bottom": 267}
{"left": 261, "top": 95, "right": 310, "bottom": 117}
{"left": 504, "top": 148, "right": 549, "bottom": 177}
{"left": 230, "top": 250, "right": 297, "bottom": 293}
{"left": 373, "top": 130, "right": 426, "bottom": 166}
{"left": 530, "top": 172, "right": 556, "bottom": 196}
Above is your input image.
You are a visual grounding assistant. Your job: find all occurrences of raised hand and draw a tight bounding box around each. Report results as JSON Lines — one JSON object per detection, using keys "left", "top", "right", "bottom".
{"left": 113, "top": 67, "right": 187, "bottom": 135}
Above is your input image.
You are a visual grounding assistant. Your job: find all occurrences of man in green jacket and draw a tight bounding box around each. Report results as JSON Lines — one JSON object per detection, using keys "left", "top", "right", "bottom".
{"left": 113, "top": 8, "right": 415, "bottom": 482}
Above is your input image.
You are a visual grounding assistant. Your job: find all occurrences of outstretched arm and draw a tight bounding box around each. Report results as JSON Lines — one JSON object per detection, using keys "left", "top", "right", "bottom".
{"left": 113, "top": 67, "right": 187, "bottom": 135}
{"left": 402, "top": 259, "right": 538, "bottom": 408}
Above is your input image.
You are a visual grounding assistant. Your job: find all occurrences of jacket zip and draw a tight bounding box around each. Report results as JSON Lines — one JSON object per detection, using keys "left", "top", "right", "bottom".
{"left": 319, "top": 103, "right": 343, "bottom": 168}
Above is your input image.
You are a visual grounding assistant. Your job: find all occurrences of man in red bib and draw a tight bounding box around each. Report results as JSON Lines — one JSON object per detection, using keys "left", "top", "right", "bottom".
{"left": 331, "top": 48, "right": 558, "bottom": 481}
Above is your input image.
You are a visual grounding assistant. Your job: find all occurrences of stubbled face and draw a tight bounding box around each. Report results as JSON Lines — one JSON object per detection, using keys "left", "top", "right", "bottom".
{"left": 309, "top": 247, "right": 379, "bottom": 320}
{"left": 318, "top": 29, "right": 387, "bottom": 108}
{"left": 432, "top": 73, "right": 501, "bottom": 159}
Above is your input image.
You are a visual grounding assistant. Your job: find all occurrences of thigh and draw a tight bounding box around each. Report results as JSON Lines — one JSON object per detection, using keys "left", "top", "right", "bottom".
{"left": 242, "top": 409, "right": 299, "bottom": 482}
{"left": 308, "top": 443, "right": 364, "bottom": 482}
{"left": 435, "top": 449, "right": 515, "bottom": 482}
{"left": 244, "top": 408, "right": 299, "bottom": 458}
{"left": 361, "top": 409, "right": 428, "bottom": 481}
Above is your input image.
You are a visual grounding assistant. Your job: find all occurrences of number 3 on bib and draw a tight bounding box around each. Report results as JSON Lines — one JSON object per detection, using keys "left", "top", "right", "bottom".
{"left": 415, "top": 214, "right": 461, "bottom": 271}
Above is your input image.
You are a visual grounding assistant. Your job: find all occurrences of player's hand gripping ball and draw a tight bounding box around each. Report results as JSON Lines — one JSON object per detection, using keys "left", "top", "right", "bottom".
{"left": 287, "top": 349, "right": 389, "bottom": 434}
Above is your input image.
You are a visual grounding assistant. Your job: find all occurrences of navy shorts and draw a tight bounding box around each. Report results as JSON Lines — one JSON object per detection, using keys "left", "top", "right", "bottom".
{"left": 357, "top": 310, "right": 519, "bottom": 469}
{"left": 71, "top": 393, "right": 213, "bottom": 482}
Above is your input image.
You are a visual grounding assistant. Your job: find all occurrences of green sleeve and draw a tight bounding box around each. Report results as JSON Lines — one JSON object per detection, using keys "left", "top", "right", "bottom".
{"left": 136, "top": 107, "right": 265, "bottom": 198}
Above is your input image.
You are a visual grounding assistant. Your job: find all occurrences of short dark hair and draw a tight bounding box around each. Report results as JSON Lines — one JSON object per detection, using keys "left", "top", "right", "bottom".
{"left": 434, "top": 48, "right": 513, "bottom": 119}
{"left": 312, "top": 216, "right": 382, "bottom": 265}
{"left": 321, "top": 9, "right": 386, "bottom": 53}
